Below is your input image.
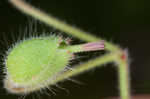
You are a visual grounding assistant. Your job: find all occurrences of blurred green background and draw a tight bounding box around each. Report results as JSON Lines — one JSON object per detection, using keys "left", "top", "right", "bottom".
{"left": 0, "top": 0, "right": 150, "bottom": 99}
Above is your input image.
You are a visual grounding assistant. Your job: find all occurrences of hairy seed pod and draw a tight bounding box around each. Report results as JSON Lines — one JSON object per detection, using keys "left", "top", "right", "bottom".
{"left": 4, "top": 35, "right": 72, "bottom": 94}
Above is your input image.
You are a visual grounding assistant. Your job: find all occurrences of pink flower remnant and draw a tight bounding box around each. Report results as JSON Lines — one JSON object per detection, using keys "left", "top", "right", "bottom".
{"left": 82, "top": 40, "right": 104, "bottom": 51}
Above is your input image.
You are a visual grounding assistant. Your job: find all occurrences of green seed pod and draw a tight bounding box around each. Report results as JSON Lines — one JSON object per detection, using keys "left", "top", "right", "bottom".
{"left": 4, "top": 35, "right": 104, "bottom": 94}
{"left": 4, "top": 35, "right": 73, "bottom": 94}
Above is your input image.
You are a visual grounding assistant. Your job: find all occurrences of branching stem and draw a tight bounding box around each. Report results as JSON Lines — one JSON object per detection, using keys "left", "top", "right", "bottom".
{"left": 8, "top": 0, "right": 131, "bottom": 99}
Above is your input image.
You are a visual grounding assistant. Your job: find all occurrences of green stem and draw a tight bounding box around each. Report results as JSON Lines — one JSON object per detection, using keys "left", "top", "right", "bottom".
{"left": 118, "top": 63, "right": 130, "bottom": 99}
{"left": 115, "top": 51, "right": 131, "bottom": 99}
{"left": 50, "top": 52, "right": 118, "bottom": 85}
{"left": 9, "top": 0, "right": 119, "bottom": 52}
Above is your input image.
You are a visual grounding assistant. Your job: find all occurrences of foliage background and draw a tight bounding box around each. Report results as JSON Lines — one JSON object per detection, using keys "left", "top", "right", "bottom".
{"left": 0, "top": 0, "right": 150, "bottom": 99}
